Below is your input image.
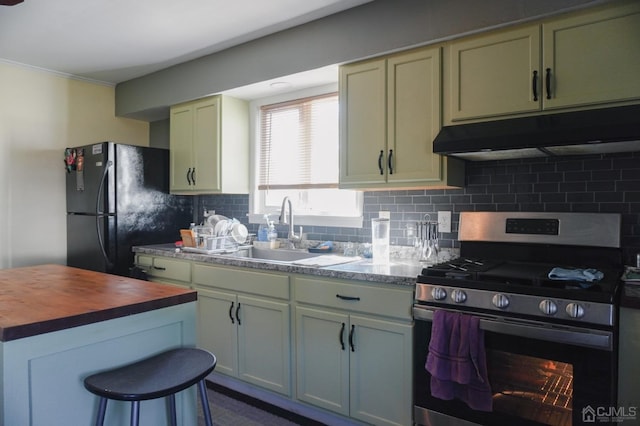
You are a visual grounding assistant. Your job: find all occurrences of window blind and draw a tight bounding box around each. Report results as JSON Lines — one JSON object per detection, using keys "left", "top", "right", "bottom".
{"left": 258, "top": 92, "right": 339, "bottom": 190}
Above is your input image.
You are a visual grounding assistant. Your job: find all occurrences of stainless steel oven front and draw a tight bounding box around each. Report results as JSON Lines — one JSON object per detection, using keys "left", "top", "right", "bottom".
{"left": 413, "top": 304, "right": 616, "bottom": 426}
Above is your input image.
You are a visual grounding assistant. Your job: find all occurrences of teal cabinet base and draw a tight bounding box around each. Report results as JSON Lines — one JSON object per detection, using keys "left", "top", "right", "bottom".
{"left": 0, "top": 303, "right": 197, "bottom": 426}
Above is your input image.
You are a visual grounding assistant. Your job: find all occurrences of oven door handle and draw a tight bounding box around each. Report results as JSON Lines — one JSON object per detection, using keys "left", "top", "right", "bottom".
{"left": 413, "top": 305, "right": 612, "bottom": 351}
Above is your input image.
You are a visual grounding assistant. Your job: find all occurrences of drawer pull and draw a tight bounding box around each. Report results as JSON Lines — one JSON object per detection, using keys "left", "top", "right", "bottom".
{"left": 388, "top": 149, "right": 393, "bottom": 174}
{"left": 545, "top": 68, "right": 552, "bottom": 100}
{"left": 378, "top": 150, "right": 384, "bottom": 175}
{"left": 336, "top": 294, "right": 360, "bottom": 301}
{"left": 532, "top": 70, "right": 538, "bottom": 101}
{"left": 349, "top": 324, "right": 355, "bottom": 352}
{"left": 235, "top": 302, "right": 241, "bottom": 325}
{"left": 229, "top": 301, "right": 235, "bottom": 324}
{"left": 153, "top": 266, "right": 166, "bottom": 271}
{"left": 339, "top": 322, "right": 345, "bottom": 350}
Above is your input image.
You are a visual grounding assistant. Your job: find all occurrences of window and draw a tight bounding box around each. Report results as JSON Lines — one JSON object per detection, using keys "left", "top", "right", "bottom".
{"left": 250, "top": 86, "right": 362, "bottom": 227}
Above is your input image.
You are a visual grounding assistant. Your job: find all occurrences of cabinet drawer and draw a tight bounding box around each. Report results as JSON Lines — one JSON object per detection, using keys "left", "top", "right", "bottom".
{"left": 193, "top": 264, "right": 290, "bottom": 300}
{"left": 294, "top": 276, "right": 413, "bottom": 320}
{"left": 148, "top": 257, "right": 191, "bottom": 283}
{"left": 136, "top": 255, "right": 153, "bottom": 267}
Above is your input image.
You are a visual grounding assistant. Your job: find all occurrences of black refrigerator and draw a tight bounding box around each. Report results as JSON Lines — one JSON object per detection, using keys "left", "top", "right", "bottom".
{"left": 65, "top": 142, "right": 193, "bottom": 276}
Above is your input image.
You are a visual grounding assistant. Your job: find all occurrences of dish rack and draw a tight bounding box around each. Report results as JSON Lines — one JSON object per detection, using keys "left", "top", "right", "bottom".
{"left": 181, "top": 227, "right": 240, "bottom": 254}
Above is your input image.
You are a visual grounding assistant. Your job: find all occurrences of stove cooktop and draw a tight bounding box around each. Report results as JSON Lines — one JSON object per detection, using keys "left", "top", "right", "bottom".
{"left": 419, "top": 258, "right": 622, "bottom": 304}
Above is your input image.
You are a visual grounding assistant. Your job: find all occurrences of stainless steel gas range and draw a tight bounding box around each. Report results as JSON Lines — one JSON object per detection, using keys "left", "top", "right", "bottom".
{"left": 413, "top": 212, "right": 623, "bottom": 426}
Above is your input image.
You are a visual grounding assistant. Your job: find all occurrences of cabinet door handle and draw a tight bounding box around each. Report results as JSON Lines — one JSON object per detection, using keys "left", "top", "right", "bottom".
{"left": 229, "top": 301, "right": 235, "bottom": 324}
{"left": 388, "top": 149, "right": 393, "bottom": 175}
{"left": 339, "top": 322, "right": 345, "bottom": 351}
{"left": 532, "top": 70, "right": 538, "bottom": 101}
{"left": 349, "top": 324, "right": 355, "bottom": 352}
{"left": 235, "top": 302, "right": 241, "bottom": 325}
{"left": 336, "top": 294, "right": 361, "bottom": 301}
{"left": 191, "top": 168, "right": 196, "bottom": 185}
{"left": 545, "top": 68, "right": 552, "bottom": 100}
{"left": 152, "top": 266, "right": 166, "bottom": 271}
{"left": 378, "top": 150, "right": 384, "bottom": 175}
{"left": 186, "top": 168, "right": 192, "bottom": 185}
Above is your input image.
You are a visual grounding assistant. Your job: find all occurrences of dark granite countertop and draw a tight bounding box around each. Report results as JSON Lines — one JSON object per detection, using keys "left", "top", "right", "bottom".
{"left": 133, "top": 244, "right": 423, "bottom": 287}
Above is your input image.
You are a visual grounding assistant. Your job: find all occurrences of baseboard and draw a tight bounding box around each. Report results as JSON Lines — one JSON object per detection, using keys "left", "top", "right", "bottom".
{"left": 205, "top": 373, "right": 363, "bottom": 426}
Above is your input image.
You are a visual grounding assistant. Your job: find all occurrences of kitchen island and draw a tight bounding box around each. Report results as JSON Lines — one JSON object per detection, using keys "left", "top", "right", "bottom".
{"left": 0, "top": 264, "right": 198, "bottom": 426}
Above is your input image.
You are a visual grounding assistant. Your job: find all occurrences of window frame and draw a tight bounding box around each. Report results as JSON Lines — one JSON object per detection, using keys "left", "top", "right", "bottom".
{"left": 247, "top": 83, "right": 363, "bottom": 228}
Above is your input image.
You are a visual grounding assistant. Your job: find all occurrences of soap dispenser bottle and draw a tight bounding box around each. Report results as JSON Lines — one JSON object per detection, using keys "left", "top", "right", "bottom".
{"left": 267, "top": 221, "right": 278, "bottom": 242}
{"left": 258, "top": 215, "right": 270, "bottom": 241}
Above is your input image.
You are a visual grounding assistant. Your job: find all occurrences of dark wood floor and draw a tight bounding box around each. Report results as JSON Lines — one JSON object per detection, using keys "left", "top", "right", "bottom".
{"left": 199, "top": 382, "right": 326, "bottom": 426}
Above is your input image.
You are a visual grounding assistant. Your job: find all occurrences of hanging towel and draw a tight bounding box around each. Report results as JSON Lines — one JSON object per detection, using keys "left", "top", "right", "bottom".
{"left": 548, "top": 267, "right": 603, "bottom": 282}
{"left": 425, "top": 310, "right": 493, "bottom": 411}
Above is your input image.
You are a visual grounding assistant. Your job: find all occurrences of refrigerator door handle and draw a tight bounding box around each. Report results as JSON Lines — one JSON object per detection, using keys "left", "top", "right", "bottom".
{"left": 96, "top": 215, "right": 113, "bottom": 270}
{"left": 96, "top": 161, "right": 113, "bottom": 215}
{"left": 96, "top": 160, "right": 114, "bottom": 270}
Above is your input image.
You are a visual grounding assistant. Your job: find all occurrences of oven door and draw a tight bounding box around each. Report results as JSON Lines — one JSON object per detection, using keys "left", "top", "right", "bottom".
{"left": 413, "top": 305, "right": 616, "bottom": 426}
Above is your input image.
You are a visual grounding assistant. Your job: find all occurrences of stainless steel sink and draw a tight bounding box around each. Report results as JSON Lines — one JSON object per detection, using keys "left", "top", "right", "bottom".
{"left": 226, "top": 247, "right": 321, "bottom": 263}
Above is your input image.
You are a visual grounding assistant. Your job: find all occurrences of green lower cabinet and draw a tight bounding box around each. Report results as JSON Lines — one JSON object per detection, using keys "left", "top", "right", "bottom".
{"left": 197, "top": 287, "right": 291, "bottom": 396}
{"left": 135, "top": 254, "right": 191, "bottom": 288}
{"left": 296, "top": 307, "right": 350, "bottom": 415}
{"left": 349, "top": 314, "right": 413, "bottom": 426}
{"left": 193, "top": 263, "right": 291, "bottom": 396}
{"left": 237, "top": 295, "right": 290, "bottom": 395}
{"left": 296, "top": 306, "right": 413, "bottom": 426}
{"left": 197, "top": 288, "right": 238, "bottom": 377}
{"left": 618, "top": 307, "right": 640, "bottom": 411}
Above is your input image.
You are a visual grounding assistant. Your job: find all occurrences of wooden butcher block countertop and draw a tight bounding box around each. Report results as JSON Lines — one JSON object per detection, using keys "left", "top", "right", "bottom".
{"left": 0, "top": 264, "right": 196, "bottom": 342}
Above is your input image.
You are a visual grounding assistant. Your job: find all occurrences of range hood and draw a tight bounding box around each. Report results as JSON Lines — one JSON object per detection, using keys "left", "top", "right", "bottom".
{"left": 433, "top": 105, "right": 640, "bottom": 161}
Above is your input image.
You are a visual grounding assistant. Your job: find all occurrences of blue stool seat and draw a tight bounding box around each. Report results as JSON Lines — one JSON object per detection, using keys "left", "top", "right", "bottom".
{"left": 84, "top": 347, "right": 216, "bottom": 426}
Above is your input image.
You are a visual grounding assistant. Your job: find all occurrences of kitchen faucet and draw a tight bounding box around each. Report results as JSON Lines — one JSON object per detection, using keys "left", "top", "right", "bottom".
{"left": 280, "top": 196, "right": 303, "bottom": 248}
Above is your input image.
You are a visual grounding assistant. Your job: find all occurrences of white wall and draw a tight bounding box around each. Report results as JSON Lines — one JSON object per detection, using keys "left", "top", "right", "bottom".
{"left": 0, "top": 62, "right": 148, "bottom": 269}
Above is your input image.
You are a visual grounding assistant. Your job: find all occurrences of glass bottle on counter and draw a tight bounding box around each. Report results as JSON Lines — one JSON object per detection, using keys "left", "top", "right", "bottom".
{"left": 267, "top": 221, "right": 278, "bottom": 242}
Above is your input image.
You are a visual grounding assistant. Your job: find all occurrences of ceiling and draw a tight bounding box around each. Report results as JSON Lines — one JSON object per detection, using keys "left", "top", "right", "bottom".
{"left": 0, "top": 0, "right": 371, "bottom": 97}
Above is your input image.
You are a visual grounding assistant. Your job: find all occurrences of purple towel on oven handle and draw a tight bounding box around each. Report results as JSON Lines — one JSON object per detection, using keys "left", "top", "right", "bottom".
{"left": 425, "top": 310, "right": 493, "bottom": 412}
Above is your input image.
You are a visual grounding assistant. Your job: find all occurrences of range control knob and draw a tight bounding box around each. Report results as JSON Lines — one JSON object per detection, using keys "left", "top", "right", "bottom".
{"left": 539, "top": 300, "right": 558, "bottom": 315}
{"left": 451, "top": 289, "right": 467, "bottom": 304}
{"left": 566, "top": 303, "right": 585, "bottom": 319}
{"left": 492, "top": 294, "right": 510, "bottom": 309}
{"left": 431, "top": 287, "right": 447, "bottom": 301}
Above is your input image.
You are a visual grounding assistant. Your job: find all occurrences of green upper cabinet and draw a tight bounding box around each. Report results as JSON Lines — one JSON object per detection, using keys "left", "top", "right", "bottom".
{"left": 339, "top": 47, "right": 464, "bottom": 189}
{"left": 339, "top": 58, "right": 387, "bottom": 187}
{"left": 169, "top": 95, "right": 249, "bottom": 194}
{"left": 445, "top": 0, "right": 640, "bottom": 124}
{"left": 446, "top": 25, "right": 541, "bottom": 122}
{"left": 542, "top": 1, "right": 640, "bottom": 111}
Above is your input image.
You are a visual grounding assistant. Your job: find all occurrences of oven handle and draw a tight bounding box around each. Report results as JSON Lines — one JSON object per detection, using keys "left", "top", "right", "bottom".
{"left": 413, "top": 305, "right": 612, "bottom": 351}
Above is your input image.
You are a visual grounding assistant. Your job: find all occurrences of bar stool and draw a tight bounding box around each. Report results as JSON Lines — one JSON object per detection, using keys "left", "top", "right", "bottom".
{"left": 84, "top": 347, "right": 216, "bottom": 426}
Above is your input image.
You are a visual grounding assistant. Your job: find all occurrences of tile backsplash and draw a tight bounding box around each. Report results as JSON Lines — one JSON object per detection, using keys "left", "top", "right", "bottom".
{"left": 197, "top": 151, "right": 640, "bottom": 266}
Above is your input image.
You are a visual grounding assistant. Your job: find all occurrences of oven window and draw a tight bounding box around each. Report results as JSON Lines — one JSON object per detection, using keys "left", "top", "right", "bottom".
{"left": 488, "top": 350, "right": 573, "bottom": 426}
